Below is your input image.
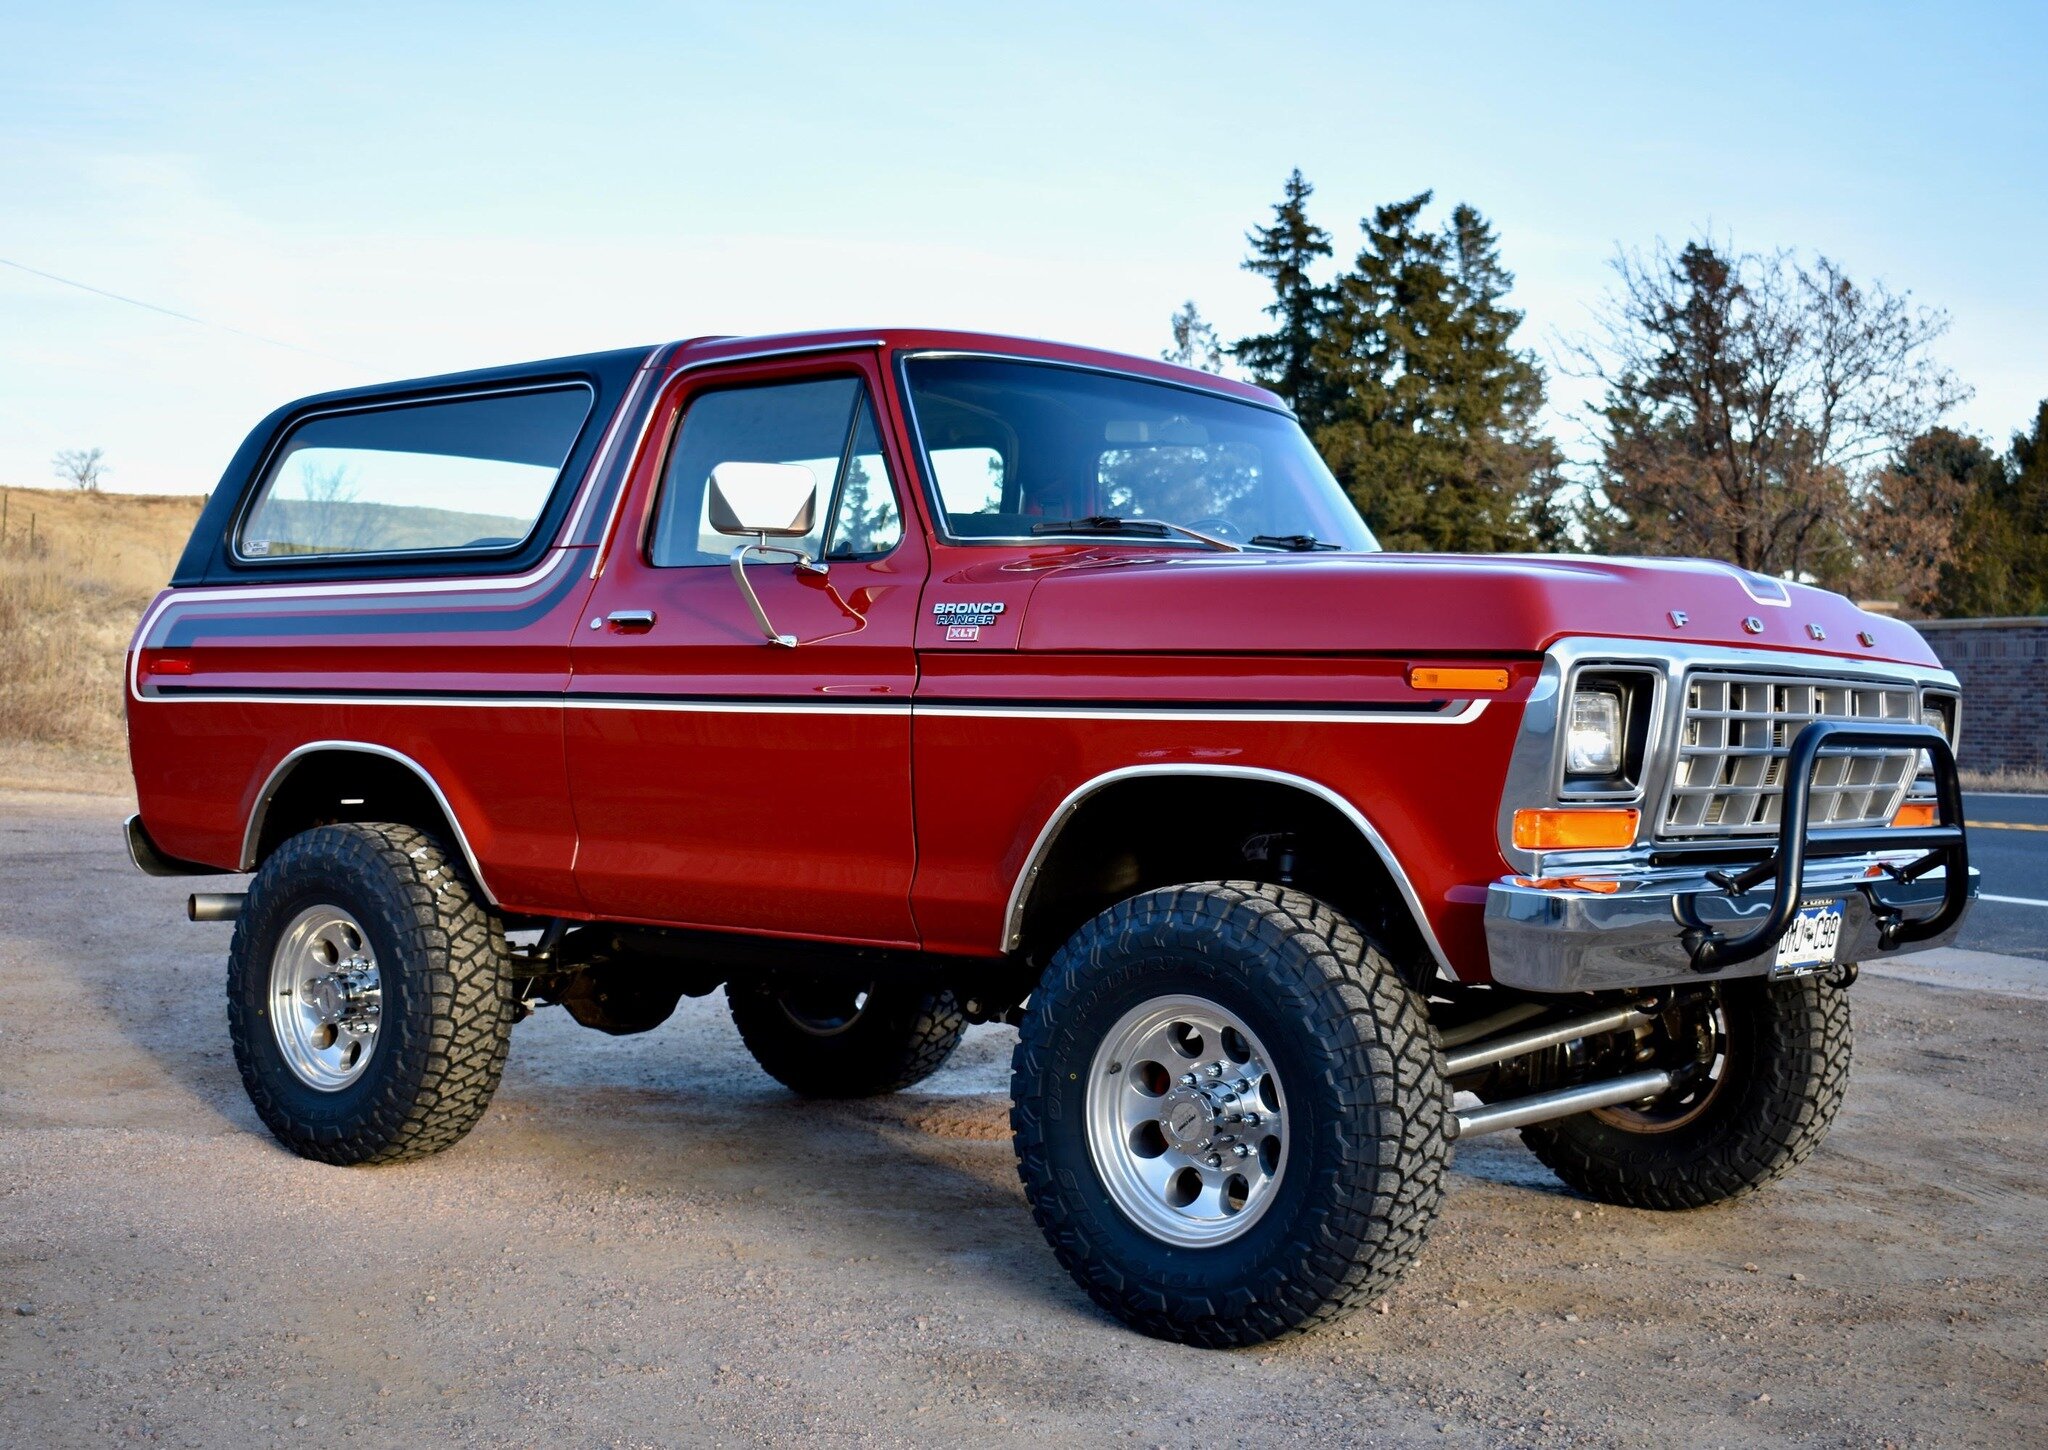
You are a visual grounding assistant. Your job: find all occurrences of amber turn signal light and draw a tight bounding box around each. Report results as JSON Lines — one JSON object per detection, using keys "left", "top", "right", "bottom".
{"left": 1408, "top": 666, "right": 1511, "bottom": 692}
{"left": 1512, "top": 807, "right": 1641, "bottom": 851}
{"left": 1890, "top": 801, "right": 1939, "bottom": 828}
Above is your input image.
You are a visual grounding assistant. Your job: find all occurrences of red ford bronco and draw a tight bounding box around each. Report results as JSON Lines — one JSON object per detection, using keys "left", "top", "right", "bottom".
{"left": 125, "top": 330, "right": 1974, "bottom": 1346}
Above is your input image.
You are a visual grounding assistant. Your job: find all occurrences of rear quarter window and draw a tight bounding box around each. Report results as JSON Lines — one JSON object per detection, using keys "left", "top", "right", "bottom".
{"left": 238, "top": 385, "right": 593, "bottom": 561}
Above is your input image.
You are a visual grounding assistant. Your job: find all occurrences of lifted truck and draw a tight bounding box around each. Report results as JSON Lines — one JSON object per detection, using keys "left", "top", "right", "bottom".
{"left": 125, "top": 329, "right": 1975, "bottom": 1346}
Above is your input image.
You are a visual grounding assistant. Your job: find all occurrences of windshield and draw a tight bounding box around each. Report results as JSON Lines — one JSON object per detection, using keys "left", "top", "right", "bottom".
{"left": 900, "top": 356, "right": 1378, "bottom": 551}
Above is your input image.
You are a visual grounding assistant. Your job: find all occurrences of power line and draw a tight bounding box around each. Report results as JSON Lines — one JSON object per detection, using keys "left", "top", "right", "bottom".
{"left": 0, "top": 256, "right": 368, "bottom": 367}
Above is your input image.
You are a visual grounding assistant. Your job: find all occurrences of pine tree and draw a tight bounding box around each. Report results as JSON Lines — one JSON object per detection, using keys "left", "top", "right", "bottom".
{"left": 1310, "top": 193, "right": 1560, "bottom": 552}
{"left": 1236, "top": 170, "right": 1334, "bottom": 427}
{"left": 1860, "top": 428, "right": 2001, "bottom": 613}
{"left": 1941, "top": 402, "right": 2048, "bottom": 615}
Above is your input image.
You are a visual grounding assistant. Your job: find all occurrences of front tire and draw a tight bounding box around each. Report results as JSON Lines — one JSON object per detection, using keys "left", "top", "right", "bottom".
{"left": 727, "top": 978, "right": 965, "bottom": 1098}
{"left": 1012, "top": 882, "right": 1450, "bottom": 1347}
{"left": 227, "top": 823, "right": 514, "bottom": 1166}
{"left": 1519, "top": 975, "right": 1853, "bottom": 1210}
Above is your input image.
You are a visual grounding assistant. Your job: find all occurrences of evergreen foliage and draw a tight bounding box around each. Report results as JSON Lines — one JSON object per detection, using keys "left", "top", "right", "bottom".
{"left": 1940, "top": 403, "right": 2048, "bottom": 615}
{"left": 1231, "top": 174, "right": 1561, "bottom": 553}
{"left": 1311, "top": 194, "right": 1561, "bottom": 552}
{"left": 1235, "top": 169, "right": 1334, "bottom": 427}
{"left": 1861, "top": 428, "right": 2002, "bottom": 613}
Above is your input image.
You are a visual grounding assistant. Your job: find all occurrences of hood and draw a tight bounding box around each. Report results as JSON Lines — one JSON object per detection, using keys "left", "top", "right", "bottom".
{"left": 994, "top": 551, "right": 1940, "bottom": 667}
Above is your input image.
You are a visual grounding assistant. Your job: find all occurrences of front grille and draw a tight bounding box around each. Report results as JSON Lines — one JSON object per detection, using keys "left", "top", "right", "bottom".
{"left": 1659, "top": 672, "right": 1920, "bottom": 838}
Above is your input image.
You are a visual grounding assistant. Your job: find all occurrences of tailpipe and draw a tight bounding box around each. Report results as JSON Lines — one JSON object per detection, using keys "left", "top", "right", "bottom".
{"left": 1450, "top": 1067, "right": 1675, "bottom": 1140}
{"left": 188, "top": 893, "right": 246, "bottom": 923}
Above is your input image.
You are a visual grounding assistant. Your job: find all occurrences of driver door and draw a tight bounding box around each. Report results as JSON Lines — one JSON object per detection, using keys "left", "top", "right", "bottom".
{"left": 566, "top": 352, "right": 925, "bottom": 945}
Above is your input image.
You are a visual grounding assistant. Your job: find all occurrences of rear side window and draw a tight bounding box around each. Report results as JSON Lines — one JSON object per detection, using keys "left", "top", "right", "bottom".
{"left": 239, "top": 385, "right": 592, "bottom": 560}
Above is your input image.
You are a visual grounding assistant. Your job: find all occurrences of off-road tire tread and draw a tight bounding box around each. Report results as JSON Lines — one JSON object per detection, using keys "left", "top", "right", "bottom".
{"left": 1520, "top": 976, "right": 1853, "bottom": 1210}
{"left": 728, "top": 983, "right": 966, "bottom": 1098}
{"left": 227, "top": 822, "right": 514, "bottom": 1166}
{"left": 1012, "top": 881, "right": 1450, "bottom": 1348}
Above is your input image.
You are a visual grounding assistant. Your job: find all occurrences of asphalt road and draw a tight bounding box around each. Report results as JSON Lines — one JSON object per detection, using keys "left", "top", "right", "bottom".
{"left": 1961, "top": 792, "right": 2048, "bottom": 962}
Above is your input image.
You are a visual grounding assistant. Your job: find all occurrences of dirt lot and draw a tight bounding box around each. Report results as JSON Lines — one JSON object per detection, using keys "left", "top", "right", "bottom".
{"left": 2, "top": 788, "right": 2044, "bottom": 1448}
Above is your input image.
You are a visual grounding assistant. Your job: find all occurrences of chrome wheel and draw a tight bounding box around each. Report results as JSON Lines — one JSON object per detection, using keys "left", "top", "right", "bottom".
{"left": 1085, "top": 994, "right": 1288, "bottom": 1247}
{"left": 268, "top": 905, "right": 382, "bottom": 1091}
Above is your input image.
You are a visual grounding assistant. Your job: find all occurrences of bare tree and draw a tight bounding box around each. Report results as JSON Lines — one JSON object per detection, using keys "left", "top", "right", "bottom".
{"left": 296, "top": 459, "right": 373, "bottom": 552}
{"left": 1163, "top": 300, "right": 1226, "bottom": 374}
{"left": 1568, "top": 240, "right": 1967, "bottom": 582}
{"left": 52, "top": 447, "right": 108, "bottom": 491}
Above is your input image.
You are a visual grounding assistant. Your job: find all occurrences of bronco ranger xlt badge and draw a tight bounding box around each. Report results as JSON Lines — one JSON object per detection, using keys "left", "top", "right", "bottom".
{"left": 123, "top": 328, "right": 1974, "bottom": 1348}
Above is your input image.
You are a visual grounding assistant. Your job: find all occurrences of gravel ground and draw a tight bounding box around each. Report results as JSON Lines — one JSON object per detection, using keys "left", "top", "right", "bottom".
{"left": 2, "top": 788, "right": 2044, "bottom": 1448}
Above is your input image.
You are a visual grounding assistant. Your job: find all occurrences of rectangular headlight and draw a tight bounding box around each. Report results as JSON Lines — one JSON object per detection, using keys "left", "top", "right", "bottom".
{"left": 1566, "top": 688, "right": 1624, "bottom": 777}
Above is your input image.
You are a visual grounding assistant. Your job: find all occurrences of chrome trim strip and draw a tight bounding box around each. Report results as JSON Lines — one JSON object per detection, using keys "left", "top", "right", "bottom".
{"left": 134, "top": 691, "right": 1480, "bottom": 724}
{"left": 560, "top": 352, "right": 660, "bottom": 540}
{"left": 918, "top": 699, "right": 1487, "bottom": 724}
{"left": 240, "top": 741, "right": 499, "bottom": 905}
{"left": 587, "top": 339, "right": 888, "bottom": 579}
{"left": 998, "top": 763, "right": 1459, "bottom": 981}
{"left": 140, "top": 691, "right": 910, "bottom": 714}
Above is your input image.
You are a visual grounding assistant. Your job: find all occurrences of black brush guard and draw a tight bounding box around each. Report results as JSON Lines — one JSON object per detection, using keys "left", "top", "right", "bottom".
{"left": 1682, "top": 720, "right": 1970, "bottom": 974}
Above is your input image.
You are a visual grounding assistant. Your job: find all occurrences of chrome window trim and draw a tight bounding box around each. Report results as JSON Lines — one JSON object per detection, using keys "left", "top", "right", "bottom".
{"left": 588, "top": 340, "right": 887, "bottom": 578}
{"left": 1000, "top": 763, "right": 1459, "bottom": 982}
{"left": 240, "top": 740, "right": 498, "bottom": 906}
{"left": 561, "top": 351, "right": 661, "bottom": 541}
{"left": 229, "top": 380, "right": 598, "bottom": 568}
{"left": 1496, "top": 638, "right": 1961, "bottom": 875}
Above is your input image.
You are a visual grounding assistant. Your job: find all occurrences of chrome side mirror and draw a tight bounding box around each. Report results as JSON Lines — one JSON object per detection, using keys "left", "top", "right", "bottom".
{"left": 708, "top": 462, "right": 818, "bottom": 539}
{"left": 708, "top": 462, "right": 823, "bottom": 648}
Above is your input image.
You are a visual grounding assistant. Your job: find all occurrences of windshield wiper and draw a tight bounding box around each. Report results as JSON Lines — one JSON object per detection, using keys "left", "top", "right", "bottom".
{"left": 1247, "top": 533, "right": 1340, "bottom": 552}
{"left": 1029, "top": 515, "right": 1241, "bottom": 552}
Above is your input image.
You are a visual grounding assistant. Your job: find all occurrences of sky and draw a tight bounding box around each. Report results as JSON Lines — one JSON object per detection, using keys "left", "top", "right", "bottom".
{"left": 2, "top": 0, "right": 2043, "bottom": 495}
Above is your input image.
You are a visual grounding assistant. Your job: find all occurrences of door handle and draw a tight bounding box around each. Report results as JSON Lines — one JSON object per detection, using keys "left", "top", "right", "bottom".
{"left": 603, "top": 609, "right": 656, "bottom": 633}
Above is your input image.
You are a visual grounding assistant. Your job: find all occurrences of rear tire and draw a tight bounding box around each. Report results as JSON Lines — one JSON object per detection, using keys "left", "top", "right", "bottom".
{"left": 227, "top": 823, "right": 514, "bottom": 1166}
{"left": 1519, "top": 975, "right": 1853, "bottom": 1210}
{"left": 727, "top": 979, "right": 965, "bottom": 1097}
{"left": 1012, "top": 881, "right": 1450, "bottom": 1348}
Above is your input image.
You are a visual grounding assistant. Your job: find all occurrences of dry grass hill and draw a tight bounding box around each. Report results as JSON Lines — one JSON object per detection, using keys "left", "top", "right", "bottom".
{"left": 0, "top": 486, "right": 205, "bottom": 791}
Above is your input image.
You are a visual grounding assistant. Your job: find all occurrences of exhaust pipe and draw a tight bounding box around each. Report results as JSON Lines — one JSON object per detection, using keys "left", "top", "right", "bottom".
{"left": 1451, "top": 1067, "right": 1675, "bottom": 1139}
{"left": 1442, "top": 1005, "right": 1651, "bottom": 1078}
{"left": 188, "top": 893, "right": 245, "bottom": 922}
{"left": 1437, "top": 1001, "right": 1549, "bottom": 1050}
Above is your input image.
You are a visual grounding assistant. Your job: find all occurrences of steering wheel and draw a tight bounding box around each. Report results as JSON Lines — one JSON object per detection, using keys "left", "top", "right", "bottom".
{"left": 1187, "top": 515, "right": 1241, "bottom": 541}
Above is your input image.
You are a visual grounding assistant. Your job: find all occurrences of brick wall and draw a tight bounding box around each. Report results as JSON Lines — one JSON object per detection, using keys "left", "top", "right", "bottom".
{"left": 1910, "top": 618, "right": 2048, "bottom": 773}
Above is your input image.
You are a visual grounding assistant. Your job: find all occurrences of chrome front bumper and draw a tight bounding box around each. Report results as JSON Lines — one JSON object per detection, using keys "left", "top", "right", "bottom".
{"left": 1485, "top": 860, "right": 1979, "bottom": 993}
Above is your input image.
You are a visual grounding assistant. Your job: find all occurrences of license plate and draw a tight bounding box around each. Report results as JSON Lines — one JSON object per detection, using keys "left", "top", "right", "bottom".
{"left": 1774, "top": 901, "right": 1844, "bottom": 975}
